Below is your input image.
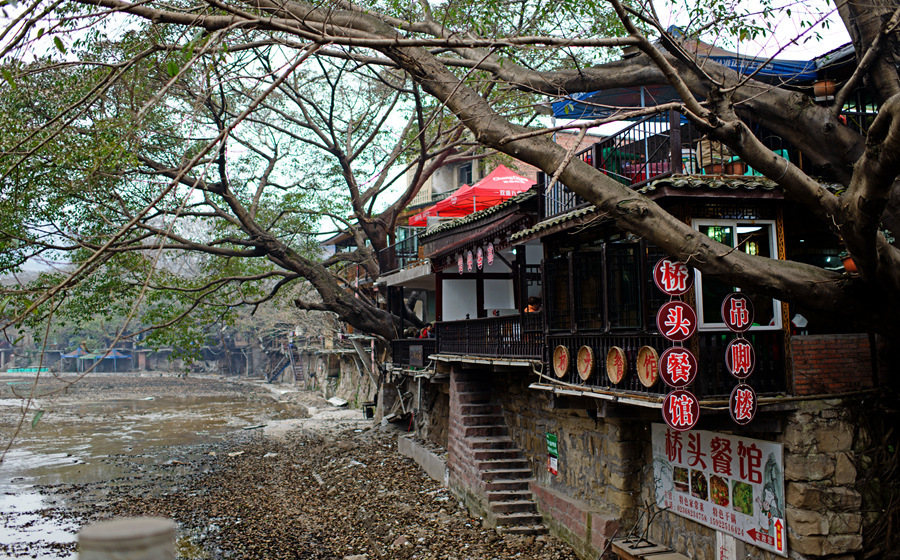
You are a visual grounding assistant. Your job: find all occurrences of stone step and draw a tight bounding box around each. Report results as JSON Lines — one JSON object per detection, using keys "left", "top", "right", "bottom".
{"left": 467, "top": 436, "right": 516, "bottom": 450}
{"left": 460, "top": 414, "right": 506, "bottom": 426}
{"left": 472, "top": 449, "right": 523, "bottom": 461}
{"left": 462, "top": 425, "right": 508, "bottom": 438}
{"left": 459, "top": 403, "right": 502, "bottom": 416}
{"left": 452, "top": 381, "right": 492, "bottom": 393}
{"left": 480, "top": 468, "right": 532, "bottom": 482}
{"left": 476, "top": 458, "right": 529, "bottom": 471}
{"left": 496, "top": 524, "right": 548, "bottom": 536}
{"left": 494, "top": 512, "right": 545, "bottom": 528}
{"left": 455, "top": 391, "right": 494, "bottom": 404}
{"left": 489, "top": 500, "right": 538, "bottom": 514}
{"left": 483, "top": 478, "right": 534, "bottom": 492}
{"left": 486, "top": 489, "right": 534, "bottom": 502}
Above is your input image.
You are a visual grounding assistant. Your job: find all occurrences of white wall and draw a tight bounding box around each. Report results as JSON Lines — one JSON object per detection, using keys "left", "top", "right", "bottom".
{"left": 442, "top": 279, "right": 478, "bottom": 321}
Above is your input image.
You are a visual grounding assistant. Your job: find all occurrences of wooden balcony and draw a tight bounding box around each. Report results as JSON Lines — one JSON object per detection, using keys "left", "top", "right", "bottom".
{"left": 435, "top": 314, "right": 543, "bottom": 360}
{"left": 379, "top": 232, "right": 424, "bottom": 275}
{"left": 391, "top": 338, "right": 436, "bottom": 369}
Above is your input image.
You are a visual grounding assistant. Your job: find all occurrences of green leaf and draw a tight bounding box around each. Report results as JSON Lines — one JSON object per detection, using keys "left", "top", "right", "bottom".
{"left": 31, "top": 409, "right": 44, "bottom": 428}
{"left": 166, "top": 60, "right": 179, "bottom": 78}
{"left": 53, "top": 36, "right": 66, "bottom": 54}
{"left": 36, "top": 27, "right": 44, "bottom": 38}
{"left": 0, "top": 68, "right": 15, "bottom": 89}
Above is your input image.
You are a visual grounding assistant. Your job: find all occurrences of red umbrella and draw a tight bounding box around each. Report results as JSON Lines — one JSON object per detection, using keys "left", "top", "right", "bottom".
{"left": 408, "top": 165, "right": 531, "bottom": 226}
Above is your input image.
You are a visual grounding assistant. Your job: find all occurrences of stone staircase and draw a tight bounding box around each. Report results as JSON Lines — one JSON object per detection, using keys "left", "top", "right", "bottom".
{"left": 450, "top": 377, "right": 546, "bottom": 535}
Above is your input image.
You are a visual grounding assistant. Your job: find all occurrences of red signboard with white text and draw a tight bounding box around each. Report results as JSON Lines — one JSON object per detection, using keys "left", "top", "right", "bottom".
{"left": 652, "top": 424, "right": 787, "bottom": 556}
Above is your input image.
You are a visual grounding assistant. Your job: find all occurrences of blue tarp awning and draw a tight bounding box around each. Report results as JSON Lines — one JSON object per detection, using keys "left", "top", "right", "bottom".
{"left": 552, "top": 29, "right": 831, "bottom": 120}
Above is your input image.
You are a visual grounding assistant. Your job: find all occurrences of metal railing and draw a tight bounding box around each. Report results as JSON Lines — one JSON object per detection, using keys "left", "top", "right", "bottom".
{"left": 378, "top": 233, "right": 423, "bottom": 275}
{"left": 537, "top": 109, "right": 806, "bottom": 220}
{"left": 436, "top": 314, "right": 543, "bottom": 359}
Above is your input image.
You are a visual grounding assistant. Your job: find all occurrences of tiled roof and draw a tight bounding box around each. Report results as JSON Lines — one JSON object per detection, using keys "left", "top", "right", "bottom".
{"left": 636, "top": 175, "right": 779, "bottom": 194}
{"left": 418, "top": 190, "right": 537, "bottom": 241}
{"left": 510, "top": 175, "right": 781, "bottom": 243}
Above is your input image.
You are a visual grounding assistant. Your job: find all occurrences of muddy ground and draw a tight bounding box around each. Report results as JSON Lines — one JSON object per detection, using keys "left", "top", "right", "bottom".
{"left": 3, "top": 375, "right": 579, "bottom": 559}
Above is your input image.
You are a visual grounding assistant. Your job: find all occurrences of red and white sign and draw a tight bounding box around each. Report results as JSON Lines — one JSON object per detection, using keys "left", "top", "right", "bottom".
{"left": 654, "top": 258, "right": 693, "bottom": 296}
{"left": 457, "top": 254, "right": 463, "bottom": 274}
{"left": 466, "top": 250, "right": 474, "bottom": 272}
{"left": 651, "top": 425, "right": 787, "bottom": 556}
{"left": 659, "top": 347, "right": 698, "bottom": 387}
{"left": 476, "top": 247, "right": 484, "bottom": 269}
{"left": 721, "top": 293, "right": 754, "bottom": 332}
{"left": 663, "top": 390, "right": 700, "bottom": 431}
{"left": 487, "top": 242, "right": 494, "bottom": 265}
{"left": 657, "top": 301, "right": 697, "bottom": 342}
{"left": 730, "top": 384, "right": 757, "bottom": 425}
{"left": 725, "top": 339, "right": 755, "bottom": 379}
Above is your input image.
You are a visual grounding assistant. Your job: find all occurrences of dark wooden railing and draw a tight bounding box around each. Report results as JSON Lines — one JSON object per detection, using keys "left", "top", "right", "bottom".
{"left": 378, "top": 233, "right": 423, "bottom": 275}
{"left": 545, "top": 330, "right": 786, "bottom": 399}
{"left": 391, "top": 338, "right": 436, "bottom": 369}
{"left": 537, "top": 109, "right": 806, "bottom": 220}
{"left": 436, "top": 314, "right": 543, "bottom": 359}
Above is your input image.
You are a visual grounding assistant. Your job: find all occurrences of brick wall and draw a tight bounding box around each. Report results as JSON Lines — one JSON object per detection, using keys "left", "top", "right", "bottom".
{"left": 791, "top": 334, "right": 874, "bottom": 395}
{"left": 530, "top": 483, "right": 619, "bottom": 558}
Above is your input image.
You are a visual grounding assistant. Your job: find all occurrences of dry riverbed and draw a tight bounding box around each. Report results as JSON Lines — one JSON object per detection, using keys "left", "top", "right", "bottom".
{"left": 0, "top": 374, "right": 578, "bottom": 559}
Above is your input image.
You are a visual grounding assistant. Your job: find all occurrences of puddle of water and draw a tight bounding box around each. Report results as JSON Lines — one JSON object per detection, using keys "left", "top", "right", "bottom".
{"left": 0, "top": 391, "right": 303, "bottom": 559}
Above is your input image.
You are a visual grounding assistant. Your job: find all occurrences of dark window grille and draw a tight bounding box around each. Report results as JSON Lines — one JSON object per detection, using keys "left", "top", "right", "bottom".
{"left": 574, "top": 252, "right": 604, "bottom": 330}
{"left": 545, "top": 256, "right": 571, "bottom": 331}
{"left": 606, "top": 242, "right": 642, "bottom": 329}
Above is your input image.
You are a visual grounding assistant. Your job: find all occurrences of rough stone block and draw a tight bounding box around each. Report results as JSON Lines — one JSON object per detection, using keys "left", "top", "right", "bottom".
{"left": 785, "top": 454, "right": 834, "bottom": 482}
{"left": 785, "top": 507, "right": 827, "bottom": 536}
{"left": 827, "top": 512, "right": 862, "bottom": 534}
{"left": 815, "top": 422, "right": 854, "bottom": 453}
{"left": 787, "top": 483, "right": 862, "bottom": 511}
{"left": 782, "top": 424, "right": 815, "bottom": 453}
{"left": 834, "top": 452, "right": 858, "bottom": 485}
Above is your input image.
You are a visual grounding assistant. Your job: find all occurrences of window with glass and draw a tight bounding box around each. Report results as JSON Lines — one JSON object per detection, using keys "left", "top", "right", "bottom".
{"left": 693, "top": 220, "right": 782, "bottom": 330}
{"left": 458, "top": 162, "right": 473, "bottom": 186}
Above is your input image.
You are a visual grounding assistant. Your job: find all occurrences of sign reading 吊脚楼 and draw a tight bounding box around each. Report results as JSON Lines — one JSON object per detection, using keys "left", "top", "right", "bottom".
{"left": 651, "top": 424, "right": 787, "bottom": 556}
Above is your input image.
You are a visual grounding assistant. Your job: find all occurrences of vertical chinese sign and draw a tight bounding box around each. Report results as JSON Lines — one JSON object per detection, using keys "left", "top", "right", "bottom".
{"left": 546, "top": 433, "right": 559, "bottom": 475}
{"left": 651, "top": 424, "right": 787, "bottom": 556}
{"left": 721, "top": 293, "right": 757, "bottom": 425}
{"left": 653, "top": 258, "right": 699, "bottom": 431}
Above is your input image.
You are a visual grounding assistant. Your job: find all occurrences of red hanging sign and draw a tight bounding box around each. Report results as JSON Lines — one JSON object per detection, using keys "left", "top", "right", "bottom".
{"left": 730, "top": 384, "right": 757, "bottom": 425}
{"left": 466, "top": 250, "right": 474, "bottom": 272}
{"left": 487, "top": 243, "right": 494, "bottom": 265}
{"left": 721, "top": 293, "right": 754, "bottom": 332}
{"left": 658, "top": 346, "right": 698, "bottom": 387}
{"left": 725, "top": 338, "right": 755, "bottom": 379}
{"left": 476, "top": 247, "right": 484, "bottom": 269}
{"left": 662, "top": 389, "right": 700, "bottom": 431}
{"left": 457, "top": 254, "right": 463, "bottom": 274}
{"left": 653, "top": 258, "right": 693, "bottom": 296}
{"left": 577, "top": 346, "right": 594, "bottom": 381}
{"left": 656, "top": 301, "right": 697, "bottom": 342}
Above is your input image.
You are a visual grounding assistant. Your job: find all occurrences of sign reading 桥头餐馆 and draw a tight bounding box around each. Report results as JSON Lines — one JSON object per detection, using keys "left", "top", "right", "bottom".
{"left": 651, "top": 424, "right": 786, "bottom": 556}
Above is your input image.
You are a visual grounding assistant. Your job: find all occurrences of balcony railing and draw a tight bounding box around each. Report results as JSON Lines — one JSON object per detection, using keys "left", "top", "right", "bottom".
{"left": 545, "top": 330, "right": 786, "bottom": 399}
{"left": 391, "top": 338, "right": 436, "bottom": 369}
{"left": 538, "top": 109, "right": 802, "bottom": 220}
{"left": 379, "top": 233, "right": 423, "bottom": 275}
{"left": 436, "top": 314, "right": 543, "bottom": 359}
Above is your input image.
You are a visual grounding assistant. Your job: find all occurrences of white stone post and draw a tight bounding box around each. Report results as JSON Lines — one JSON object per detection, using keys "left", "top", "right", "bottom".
{"left": 79, "top": 517, "right": 176, "bottom": 560}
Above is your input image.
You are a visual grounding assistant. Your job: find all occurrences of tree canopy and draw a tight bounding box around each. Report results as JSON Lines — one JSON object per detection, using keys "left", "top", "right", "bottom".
{"left": 1, "top": 0, "right": 899, "bottom": 346}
